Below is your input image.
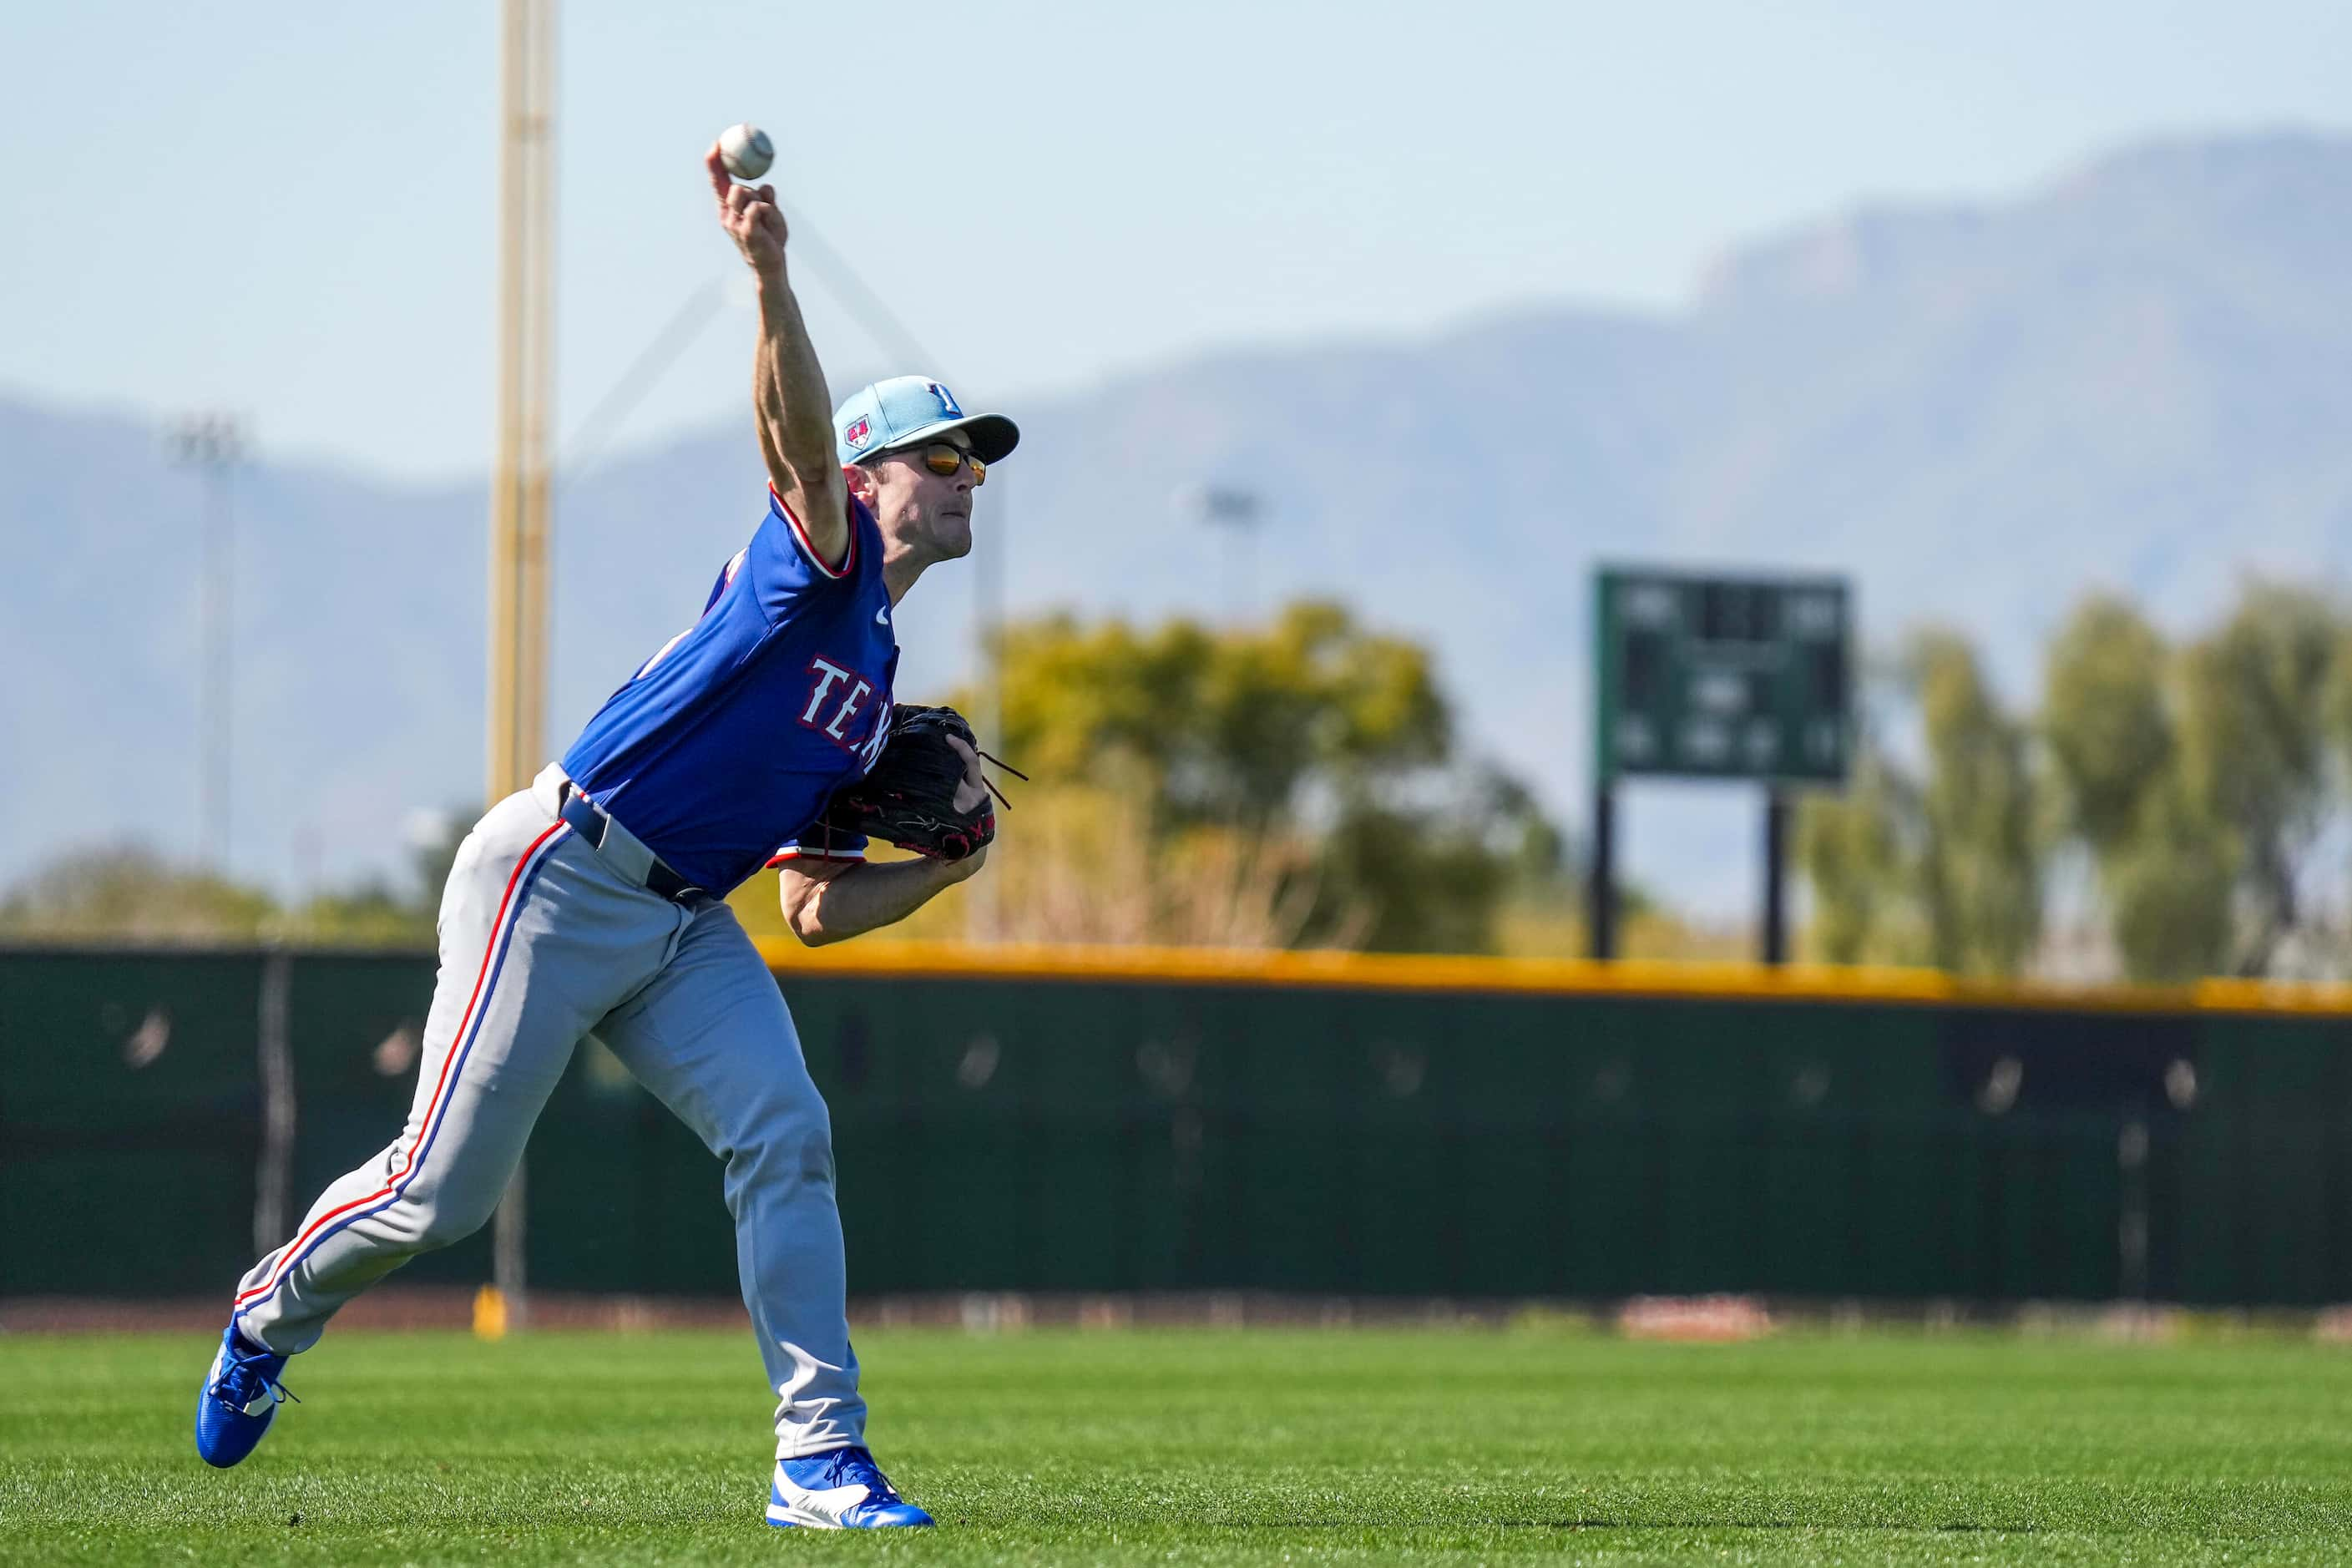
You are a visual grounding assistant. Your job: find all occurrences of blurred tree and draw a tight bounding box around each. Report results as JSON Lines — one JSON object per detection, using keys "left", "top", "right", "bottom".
{"left": 966, "top": 601, "right": 1549, "bottom": 953}
{"left": 1300, "top": 768, "right": 1561, "bottom": 953}
{"left": 0, "top": 811, "right": 471, "bottom": 949}
{"left": 287, "top": 882, "right": 432, "bottom": 946}
{"left": 1913, "top": 631, "right": 2044, "bottom": 974}
{"left": 2041, "top": 595, "right": 2211, "bottom": 980}
{"left": 2044, "top": 584, "right": 2341, "bottom": 980}
{"left": 989, "top": 600, "right": 1449, "bottom": 827}
{"left": 2102, "top": 775, "right": 2239, "bottom": 983}
{"left": 2041, "top": 596, "right": 2172, "bottom": 859}
{"left": 1797, "top": 631, "right": 2042, "bottom": 976}
{"left": 2173, "top": 584, "right": 2339, "bottom": 975}
{"left": 0, "top": 844, "right": 276, "bottom": 943}
{"left": 279, "top": 807, "right": 468, "bottom": 947}
{"left": 2325, "top": 625, "right": 2352, "bottom": 908}
{"left": 1795, "top": 747, "right": 1922, "bottom": 967}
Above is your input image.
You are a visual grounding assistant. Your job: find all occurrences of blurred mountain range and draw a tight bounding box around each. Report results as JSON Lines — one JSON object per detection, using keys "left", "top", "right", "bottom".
{"left": 8, "top": 130, "right": 2351, "bottom": 913}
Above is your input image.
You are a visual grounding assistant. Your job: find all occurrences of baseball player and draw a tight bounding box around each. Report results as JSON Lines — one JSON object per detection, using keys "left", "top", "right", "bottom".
{"left": 193, "top": 144, "right": 1019, "bottom": 1531}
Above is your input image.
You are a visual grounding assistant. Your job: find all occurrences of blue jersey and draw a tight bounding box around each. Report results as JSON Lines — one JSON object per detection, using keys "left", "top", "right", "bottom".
{"left": 559, "top": 483, "right": 897, "bottom": 893}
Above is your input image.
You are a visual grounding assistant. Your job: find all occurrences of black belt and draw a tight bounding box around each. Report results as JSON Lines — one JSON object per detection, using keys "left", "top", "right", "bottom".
{"left": 556, "top": 783, "right": 705, "bottom": 903}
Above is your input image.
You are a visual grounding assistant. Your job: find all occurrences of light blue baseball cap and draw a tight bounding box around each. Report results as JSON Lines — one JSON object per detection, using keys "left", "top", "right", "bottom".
{"left": 833, "top": 376, "right": 1019, "bottom": 468}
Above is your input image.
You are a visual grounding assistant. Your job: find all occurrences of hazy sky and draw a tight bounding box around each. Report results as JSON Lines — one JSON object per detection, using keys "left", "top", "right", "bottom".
{"left": 4, "top": 0, "right": 2348, "bottom": 482}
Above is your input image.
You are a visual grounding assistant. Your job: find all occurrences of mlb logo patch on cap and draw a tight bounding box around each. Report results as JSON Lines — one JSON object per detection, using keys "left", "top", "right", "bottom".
{"left": 832, "top": 374, "right": 1022, "bottom": 468}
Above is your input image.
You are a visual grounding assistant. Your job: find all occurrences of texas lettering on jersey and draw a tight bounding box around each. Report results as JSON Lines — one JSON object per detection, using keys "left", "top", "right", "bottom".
{"left": 800, "top": 656, "right": 893, "bottom": 770}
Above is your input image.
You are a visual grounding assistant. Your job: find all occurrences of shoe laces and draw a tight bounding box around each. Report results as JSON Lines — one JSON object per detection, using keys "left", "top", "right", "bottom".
{"left": 210, "top": 1339, "right": 301, "bottom": 1414}
{"left": 825, "top": 1446, "right": 902, "bottom": 1503}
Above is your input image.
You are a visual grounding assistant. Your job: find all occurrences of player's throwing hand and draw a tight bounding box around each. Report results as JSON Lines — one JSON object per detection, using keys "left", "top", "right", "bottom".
{"left": 706, "top": 144, "right": 787, "bottom": 277}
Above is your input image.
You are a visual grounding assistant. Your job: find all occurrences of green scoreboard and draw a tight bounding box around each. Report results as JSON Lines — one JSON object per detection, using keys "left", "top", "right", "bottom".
{"left": 1595, "top": 569, "right": 1853, "bottom": 785}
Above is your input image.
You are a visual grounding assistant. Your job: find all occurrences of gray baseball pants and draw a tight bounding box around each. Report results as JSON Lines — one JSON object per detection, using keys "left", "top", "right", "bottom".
{"left": 230, "top": 765, "right": 864, "bottom": 1457}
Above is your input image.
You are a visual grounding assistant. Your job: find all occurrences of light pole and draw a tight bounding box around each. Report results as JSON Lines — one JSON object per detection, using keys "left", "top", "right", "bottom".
{"left": 487, "top": 0, "right": 558, "bottom": 817}
{"left": 171, "top": 414, "right": 245, "bottom": 868}
{"left": 484, "top": 0, "right": 558, "bottom": 1334}
{"left": 1175, "top": 483, "right": 1262, "bottom": 625}
{"left": 967, "top": 468, "right": 1007, "bottom": 943}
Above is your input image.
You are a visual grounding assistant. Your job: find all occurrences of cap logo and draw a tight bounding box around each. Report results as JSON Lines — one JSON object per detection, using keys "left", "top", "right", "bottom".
{"left": 843, "top": 416, "right": 873, "bottom": 448}
{"left": 927, "top": 382, "right": 963, "bottom": 417}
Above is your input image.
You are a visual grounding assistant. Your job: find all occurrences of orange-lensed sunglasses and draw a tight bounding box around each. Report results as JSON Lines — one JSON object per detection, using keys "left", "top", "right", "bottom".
{"left": 911, "top": 443, "right": 985, "bottom": 486}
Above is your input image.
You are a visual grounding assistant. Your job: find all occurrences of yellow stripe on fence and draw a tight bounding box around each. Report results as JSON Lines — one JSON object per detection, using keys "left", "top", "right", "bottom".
{"left": 752, "top": 938, "right": 2352, "bottom": 1018}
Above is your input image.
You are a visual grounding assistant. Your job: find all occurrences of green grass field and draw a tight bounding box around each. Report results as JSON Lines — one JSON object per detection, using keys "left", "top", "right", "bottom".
{"left": 7, "top": 1326, "right": 2352, "bottom": 1565}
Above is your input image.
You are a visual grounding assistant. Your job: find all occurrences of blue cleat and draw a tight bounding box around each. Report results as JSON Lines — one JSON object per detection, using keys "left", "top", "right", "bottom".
{"left": 766, "top": 1445, "right": 933, "bottom": 1528}
{"left": 194, "top": 1323, "right": 299, "bottom": 1469}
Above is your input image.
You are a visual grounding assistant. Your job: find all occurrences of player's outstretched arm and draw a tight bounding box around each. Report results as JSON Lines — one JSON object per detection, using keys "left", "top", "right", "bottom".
{"left": 778, "top": 849, "right": 988, "bottom": 947}
{"left": 706, "top": 144, "right": 852, "bottom": 571}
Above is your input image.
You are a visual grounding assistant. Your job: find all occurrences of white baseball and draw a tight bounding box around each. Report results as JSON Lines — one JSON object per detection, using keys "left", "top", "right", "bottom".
{"left": 719, "top": 123, "right": 774, "bottom": 181}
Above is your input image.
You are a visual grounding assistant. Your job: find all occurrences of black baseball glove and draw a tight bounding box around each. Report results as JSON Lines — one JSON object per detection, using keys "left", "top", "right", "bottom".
{"left": 813, "top": 704, "right": 1023, "bottom": 862}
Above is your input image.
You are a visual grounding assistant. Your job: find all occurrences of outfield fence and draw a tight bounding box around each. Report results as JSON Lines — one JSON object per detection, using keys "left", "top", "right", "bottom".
{"left": 4, "top": 943, "right": 2349, "bottom": 1307}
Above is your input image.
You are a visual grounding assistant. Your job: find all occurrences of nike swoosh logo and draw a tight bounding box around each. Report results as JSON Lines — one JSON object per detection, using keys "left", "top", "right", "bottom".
{"left": 771, "top": 1477, "right": 871, "bottom": 1527}
{"left": 875, "top": 606, "right": 890, "bottom": 626}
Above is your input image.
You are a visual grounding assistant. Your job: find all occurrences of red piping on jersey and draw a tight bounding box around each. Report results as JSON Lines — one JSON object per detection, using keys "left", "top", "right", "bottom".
{"left": 233, "top": 818, "right": 569, "bottom": 1308}
{"left": 768, "top": 483, "right": 856, "bottom": 579}
{"left": 767, "top": 844, "right": 868, "bottom": 867}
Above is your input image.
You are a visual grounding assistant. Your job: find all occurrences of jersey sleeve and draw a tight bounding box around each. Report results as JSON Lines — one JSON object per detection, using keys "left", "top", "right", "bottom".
{"left": 744, "top": 483, "right": 868, "bottom": 621}
{"left": 767, "top": 824, "right": 869, "bottom": 867}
